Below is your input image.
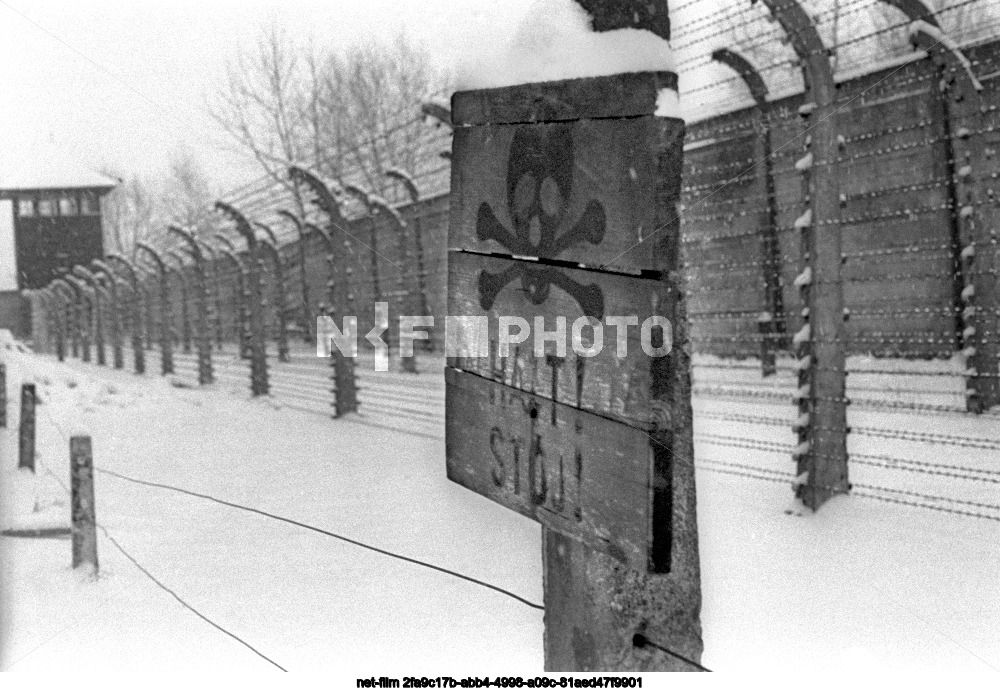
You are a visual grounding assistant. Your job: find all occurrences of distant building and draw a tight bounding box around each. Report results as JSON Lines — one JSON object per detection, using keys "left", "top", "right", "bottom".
{"left": 0, "top": 150, "right": 117, "bottom": 337}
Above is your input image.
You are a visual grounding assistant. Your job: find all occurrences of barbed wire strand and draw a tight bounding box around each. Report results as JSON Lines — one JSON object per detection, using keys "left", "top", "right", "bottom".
{"left": 32, "top": 405, "right": 288, "bottom": 672}
{"left": 94, "top": 467, "right": 545, "bottom": 611}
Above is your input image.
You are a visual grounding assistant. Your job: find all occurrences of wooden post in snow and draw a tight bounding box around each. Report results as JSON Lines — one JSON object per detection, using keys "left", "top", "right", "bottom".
{"left": 446, "top": 0, "right": 702, "bottom": 670}
{"left": 71, "top": 435, "right": 98, "bottom": 572}
{"left": 18, "top": 384, "right": 36, "bottom": 472}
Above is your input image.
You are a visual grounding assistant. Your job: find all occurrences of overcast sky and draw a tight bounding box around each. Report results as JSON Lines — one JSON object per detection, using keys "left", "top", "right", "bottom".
{"left": 0, "top": 0, "right": 540, "bottom": 194}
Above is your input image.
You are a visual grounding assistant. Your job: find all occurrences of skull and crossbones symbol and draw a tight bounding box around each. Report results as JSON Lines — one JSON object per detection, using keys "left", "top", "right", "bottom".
{"left": 477, "top": 125, "right": 607, "bottom": 319}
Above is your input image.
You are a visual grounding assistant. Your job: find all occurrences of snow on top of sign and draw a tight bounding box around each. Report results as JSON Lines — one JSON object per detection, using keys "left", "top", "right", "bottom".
{"left": 456, "top": 0, "right": 678, "bottom": 117}
{"left": 655, "top": 89, "right": 680, "bottom": 118}
{"left": 0, "top": 141, "right": 119, "bottom": 192}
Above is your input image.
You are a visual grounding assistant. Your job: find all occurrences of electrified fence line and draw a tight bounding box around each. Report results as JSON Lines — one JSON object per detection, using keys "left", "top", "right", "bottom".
{"left": 97, "top": 526, "right": 289, "bottom": 672}
{"left": 55, "top": 339, "right": 1000, "bottom": 522}
{"left": 94, "top": 467, "right": 545, "bottom": 611}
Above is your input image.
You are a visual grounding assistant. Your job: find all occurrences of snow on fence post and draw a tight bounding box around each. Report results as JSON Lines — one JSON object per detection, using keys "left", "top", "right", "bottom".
{"left": 711, "top": 48, "right": 785, "bottom": 377}
{"left": 23, "top": 290, "right": 48, "bottom": 355}
{"left": 65, "top": 276, "right": 92, "bottom": 364}
{"left": 369, "top": 196, "right": 417, "bottom": 373}
{"left": 187, "top": 239, "right": 225, "bottom": 352}
{"left": 216, "top": 202, "right": 269, "bottom": 397}
{"left": 386, "top": 168, "right": 433, "bottom": 352}
{"left": 143, "top": 272, "right": 156, "bottom": 352}
{"left": 53, "top": 288, "right": 66, "bottom": 362}
{"left": 759, "top": 0, "right": 849, "bottom": 512}
{"left": 310, "top": 223, "right": 361, "bottom": 417}
{"left": 136, "top": 242, "right": 174, "bottom": 376}
{"left": 214, "top": 235, "right": 247, "bottom": 355}
{"left": 45, "top": 290, "right": 59, "bottom": 356}
{"left": 253, "top": 224, "right": 291, "bottom": 364}
{"left": 51, "top": 280, "right": 73, "bottom": 362}
{"left": 18, "top": 384, "right": 36, "bottom": 472}
{"left": 288, "top": 166, "right": 360, "bottom": 416}
{"left": 30, "top": 290, "right": 48, "bottom": 355}
{"left": 345, "top": 186, "right": 389, "bottom": 358}
{"left": 70, "top": 435, "right": 98, "bottom": 573}
{"left": 203, "top": 244, "right": 227, "bottom": 352}
{"left": 170, "top": 227, "right": 215, "bottom": 385}
{"left": 216, "top": 245, "right": 250, "bottom": 357}
{"left": 91, "top": 261, "right": 125, "bottom": 370}
{"left": 446, "top": 0, "right": 702, "bottom": 671}
{"left": 64, "top": 280, "right": 81, "bottom": 359}
{"left": 277, "top": 209, "right": 314, "bottom": 344}
{"left": 167, "top": 252, "right": 194, "bottom": 356}
{"left": 318, "top": 303, "right": 360, "bottom": 418}
{"left": 888, "top": 2, "right": 999, "bottom": 412}
{"left": 73, "top": 266, "right": 106, "bottom": 367}
{"left": 106, "top": 254, "right": 145, "bottom": 375}
{"left": 44, "top": 291, "right": 57, "bottom": 355}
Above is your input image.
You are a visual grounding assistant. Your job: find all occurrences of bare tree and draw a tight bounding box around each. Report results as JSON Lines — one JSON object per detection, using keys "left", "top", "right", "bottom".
{"left": 210, "top": 22, "right": 308, "bottom": 198}
{"left": 210, "top": 24, "right": 448, "bottom": 203}
{"left": 100, "top": 148, "right": 223, "bottom": 257}
{"left": 315, "top": 34, "right": 445, "bottom": 194}
{"left": 161, "top": 148, "right": 221, "bottom": 236}
{"left": 100, "top": 170, "right": 163, "bottom": 257}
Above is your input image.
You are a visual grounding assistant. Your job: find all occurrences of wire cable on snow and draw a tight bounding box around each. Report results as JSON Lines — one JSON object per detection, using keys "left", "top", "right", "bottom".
{"left": 33, "top": 405, "right": 289, "bottom": 672}
{"left": 94, "top": 467, "right": 545, "bottom": 611}
{"left": 96, "top": 525, "right": 288, "bottom": 672}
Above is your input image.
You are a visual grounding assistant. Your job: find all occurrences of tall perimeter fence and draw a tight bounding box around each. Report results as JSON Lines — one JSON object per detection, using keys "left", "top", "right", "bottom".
{"left": 22, "top": 0, "right": 1000, "bottom": 522}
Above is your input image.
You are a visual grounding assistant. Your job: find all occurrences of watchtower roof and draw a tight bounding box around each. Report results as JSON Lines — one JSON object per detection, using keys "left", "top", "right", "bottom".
{"left": 0, "top": 144, "right": 118, "bottom": 194}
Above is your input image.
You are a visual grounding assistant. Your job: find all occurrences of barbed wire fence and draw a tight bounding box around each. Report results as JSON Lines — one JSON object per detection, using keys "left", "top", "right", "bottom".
{"left": 20, "top": 0, "right": 1000, "bottom": 539}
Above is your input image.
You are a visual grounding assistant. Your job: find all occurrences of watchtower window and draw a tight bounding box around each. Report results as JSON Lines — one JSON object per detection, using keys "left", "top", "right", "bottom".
{"left": 17, "top": 198, "right": 35, "bottom": 217}
{"left": 38, "top": 197, "right": 56, "bottom": 216}
{"left": 59, "top": 195, "right": 79, "bottom": 216}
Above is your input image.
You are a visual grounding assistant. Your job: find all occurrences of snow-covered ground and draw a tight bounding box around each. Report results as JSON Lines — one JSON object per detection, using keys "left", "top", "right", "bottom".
{"left": 1, "top": 337, "right": 998, "bottom": 675}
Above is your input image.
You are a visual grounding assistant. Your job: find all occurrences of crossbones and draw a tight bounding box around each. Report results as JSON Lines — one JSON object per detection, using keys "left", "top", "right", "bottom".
{"left": 477, "top": 125, "right": 606, "bottom": 319}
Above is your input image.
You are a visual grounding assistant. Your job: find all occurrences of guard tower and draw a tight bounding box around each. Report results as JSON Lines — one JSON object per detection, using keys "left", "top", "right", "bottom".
{"left": 0, "top": 151, "right": 117, "bottom": 337}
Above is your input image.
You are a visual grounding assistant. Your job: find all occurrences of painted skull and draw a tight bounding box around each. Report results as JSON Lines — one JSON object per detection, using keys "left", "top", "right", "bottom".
{"left": 476, "top": 124, "right": 607, "bottom": 318}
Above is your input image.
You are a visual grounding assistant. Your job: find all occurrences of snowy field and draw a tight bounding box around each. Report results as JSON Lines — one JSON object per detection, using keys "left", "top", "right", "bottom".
{"left": 1, "top": 338, "right": 998, "bottom": 675}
